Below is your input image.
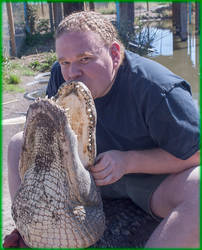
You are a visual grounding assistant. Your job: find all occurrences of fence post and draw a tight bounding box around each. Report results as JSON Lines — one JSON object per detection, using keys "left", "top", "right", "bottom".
{"left": 24, "top": 2, "right": 30, "bottom": 34}
{"left": 6, "top": 2, "right": 16, "bottom": 57}
{"left": 48, "top": 2, "right": 54, "bottom": 33}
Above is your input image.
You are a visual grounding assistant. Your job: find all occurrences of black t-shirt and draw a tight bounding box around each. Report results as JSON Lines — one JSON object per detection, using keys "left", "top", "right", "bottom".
{"left": 46, "top": 51, "right": 199, "bottom": 160}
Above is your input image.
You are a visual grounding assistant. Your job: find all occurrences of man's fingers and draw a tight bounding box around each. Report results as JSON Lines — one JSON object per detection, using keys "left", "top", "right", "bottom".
{"left": 91, "top": 161, "right": 109, "bottom": 173}
{"left": 94, "top": 174, "right": 113, "bottom": 186}
{"left": 92, "top": 166, "right": 112, "bottom": 180}
{"left": 94, "top": 153, "right": 104, "bottom": 164}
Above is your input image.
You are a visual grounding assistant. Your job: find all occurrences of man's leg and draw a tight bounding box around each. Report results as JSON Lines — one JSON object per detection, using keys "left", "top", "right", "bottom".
{"left": 145, "top": 166, "right": 199, "bottom": 248}
{"left": 7, "top": 131, "right": 23, "bottom": 202}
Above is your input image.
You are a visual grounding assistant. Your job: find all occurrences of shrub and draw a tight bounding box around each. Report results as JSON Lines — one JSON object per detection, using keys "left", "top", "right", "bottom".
{"left": 28, "top": 52, "right": 57, "bottom": 72}
{"left": 6, "top": 74, "right": 20, "bottom": 85}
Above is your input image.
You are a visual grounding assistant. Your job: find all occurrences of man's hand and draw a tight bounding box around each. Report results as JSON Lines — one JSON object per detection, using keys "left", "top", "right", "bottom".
{"left": 90, "top": 150, "right": 128, "bottom": 186}
{"left": 90, "top": 148, "right": 200, "bottom": 186}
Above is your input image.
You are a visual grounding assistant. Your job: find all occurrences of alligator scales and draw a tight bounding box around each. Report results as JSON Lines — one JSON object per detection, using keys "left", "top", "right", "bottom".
{"left": 12, "top": 81, "right": 105, "bottom": 248}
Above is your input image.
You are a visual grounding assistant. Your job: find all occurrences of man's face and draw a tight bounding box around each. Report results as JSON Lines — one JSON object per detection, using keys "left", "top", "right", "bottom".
{"left": 56, "top": 31, "right": 120, "bottom": 99}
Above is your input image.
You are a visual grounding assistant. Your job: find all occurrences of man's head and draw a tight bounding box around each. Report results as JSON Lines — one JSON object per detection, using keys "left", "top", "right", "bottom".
{"left": 55, "top": 11, "right": 124, "bottom": 99}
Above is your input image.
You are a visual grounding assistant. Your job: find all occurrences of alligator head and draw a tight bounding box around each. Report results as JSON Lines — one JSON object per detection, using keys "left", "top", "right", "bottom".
{"left": 11, "top": 81, "right": 105, "bottom": 248}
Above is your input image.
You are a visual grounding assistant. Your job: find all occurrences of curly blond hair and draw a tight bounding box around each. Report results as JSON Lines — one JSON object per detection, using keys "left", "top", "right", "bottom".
{"left": 56, "top": 11, "right": 124, "bottom": 59}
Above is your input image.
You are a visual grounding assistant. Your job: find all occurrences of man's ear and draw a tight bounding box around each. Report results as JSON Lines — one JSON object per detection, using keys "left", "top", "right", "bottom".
{"left": 110, "top": 42, "right": 121, "bottom": 68}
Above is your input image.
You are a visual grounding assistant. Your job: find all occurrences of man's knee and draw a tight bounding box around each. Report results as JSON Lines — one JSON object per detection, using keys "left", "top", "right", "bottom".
{"left": 8, "top": 131, "right": 23, "bottom": 154}
{"left": 8, "top": 131, "right": 23, "bottom": 171}
{"left": 7, "top": 132, "right": 24, "bottom": 202}
{"left": 8, "top": 131, "right": 23, "bottom": 149}
{"left": 151, "top": 166, "right": 200, "bottom": 218}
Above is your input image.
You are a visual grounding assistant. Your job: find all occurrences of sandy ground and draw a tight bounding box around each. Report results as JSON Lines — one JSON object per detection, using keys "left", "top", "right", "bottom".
{"left": 2, "top": 74, "right": 47, "bottom": 240}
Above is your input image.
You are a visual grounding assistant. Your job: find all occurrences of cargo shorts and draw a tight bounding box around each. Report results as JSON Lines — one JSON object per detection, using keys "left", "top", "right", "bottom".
{"left": 100, "top": 173, "right": 169, "bottom": 221}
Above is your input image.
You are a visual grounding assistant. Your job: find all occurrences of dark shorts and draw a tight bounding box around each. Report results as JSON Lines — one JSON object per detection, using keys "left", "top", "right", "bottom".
{"left": 100, "top": 173, "right": 169, "bottom": 221}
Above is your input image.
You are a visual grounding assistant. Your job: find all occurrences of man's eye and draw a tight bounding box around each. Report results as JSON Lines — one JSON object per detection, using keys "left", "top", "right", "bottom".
{"left": 80, "top": 57, "right": 91, "bottom": 63}
{"left": 60, "top": 61, "right": 70, "bottom": 66}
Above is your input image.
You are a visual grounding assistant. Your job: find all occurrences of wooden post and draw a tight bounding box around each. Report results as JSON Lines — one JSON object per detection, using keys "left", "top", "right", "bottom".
{"left": 195, "top": 2, "right": 199, "bottom": 33}
{"left": 172, "top": 2, "right": 176, "bottom": 27}
{"left": 41, "top": 2, "right": 45, "bottom": 16}
{"left": 89, "top": 2, "right": 95, "bottom": 11}
{"left": 188, "top": 2, "right": 191, "bottom": 24}
{"left": 53, "top": 3, "right": 63, "bottom": 29}
{"left": 24, "top": 2, "right": 30, "bottom": 34}
{"left": 180, "top": 3, "right": 187, "bottom": 41}
{"left": 48, "top": 2, "right": 54, "bottom": 33}
{"left": 146, "top": 2, "right": 149, "bottom": 12}
{"left": 172, "top": 2, "right": 188, "bottom": 40}
{"left": 6, "top": 2, "right": 16, "bottom": 57}
{"left": 172, "top": 3, "right": 180, "bottom": 34}
{"left": 119, "top": 2, "right": 134, "bottom": 41}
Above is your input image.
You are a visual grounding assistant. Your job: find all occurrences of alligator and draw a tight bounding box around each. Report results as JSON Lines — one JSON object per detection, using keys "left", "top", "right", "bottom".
{"left": 12, "top": 81, "right": 105, "bottom": 248}
{"left": 11, "top": 81, "right": 159, "bottom": 248}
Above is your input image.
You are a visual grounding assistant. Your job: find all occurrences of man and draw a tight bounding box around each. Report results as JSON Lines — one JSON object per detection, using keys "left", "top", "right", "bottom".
{"left": 4, "top": 11, "right": 199, "bottom": 248}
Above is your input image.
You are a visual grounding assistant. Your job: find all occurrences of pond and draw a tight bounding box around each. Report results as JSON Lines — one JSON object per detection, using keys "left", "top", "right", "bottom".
{"left": 144, "top": 21, "right": 200, "bottom": 108}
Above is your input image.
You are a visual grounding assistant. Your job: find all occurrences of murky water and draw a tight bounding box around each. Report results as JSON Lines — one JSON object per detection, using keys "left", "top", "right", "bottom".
{"left": 143, "top": 21, "right": 200, "bottom": 107}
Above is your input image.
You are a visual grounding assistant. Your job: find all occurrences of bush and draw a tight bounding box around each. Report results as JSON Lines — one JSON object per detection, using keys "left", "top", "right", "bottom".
{"left": 26, "top": 3, "right": 38, "bottom": 34}
{"left": 6, "top": 74, "right": 20, "bottom": 85}
{"left": 36, "top": 19, "right": 50, "bottom": 33}
{"left": 28, "top": 52, "right": 57, "bottom": 72}
{"left": 25, "top": 32, "right": 54, "bottom": 46}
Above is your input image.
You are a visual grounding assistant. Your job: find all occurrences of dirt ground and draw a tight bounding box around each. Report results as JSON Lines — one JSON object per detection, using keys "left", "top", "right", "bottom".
{"left": 2, "top": 68, "right": 48, "bottom": 239}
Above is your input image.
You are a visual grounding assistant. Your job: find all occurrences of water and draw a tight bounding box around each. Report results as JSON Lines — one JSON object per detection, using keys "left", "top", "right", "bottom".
{"left": 143, "top": 22, "right": 200, "bottom": 107}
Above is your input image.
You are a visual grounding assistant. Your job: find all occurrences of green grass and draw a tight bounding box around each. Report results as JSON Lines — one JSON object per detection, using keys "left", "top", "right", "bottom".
{"left": 3, "top": 84, "right": 25, "bottom": 93}
{"left": 6, "top": 61, "right": 35, "bottom": 76}
{"left": 2, "top": 51, "right": 56, "bottom": 93}
{"left": 2, "top": 56, "right": 35, "bottom": 93}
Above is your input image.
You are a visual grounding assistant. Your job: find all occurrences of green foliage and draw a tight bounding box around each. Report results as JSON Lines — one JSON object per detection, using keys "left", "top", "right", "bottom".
{"left": 28, "top": 52, "right": 57, "bottom": 72}
{"left": 25, "top": 32, "right": 54, "bottom": 47}
{"left": 6, "top": 74, "right": 20, "bottom": 85}
{"left": 4, "top": 84, "right": 25, "bottom": 92}
{"left": 29, "top": 60, "right": 40, "bottom": 70}
{"left": 2, "top": 56, "right": 34, "bottom": 92}
{"left": 36, "top": 19, "right": 50, "bottom": 33}
{"left": 26, "top": 3, "right": 38, "bottom": 34}
{"left": 24, "top": 4, "right": 53, "bottom": 50}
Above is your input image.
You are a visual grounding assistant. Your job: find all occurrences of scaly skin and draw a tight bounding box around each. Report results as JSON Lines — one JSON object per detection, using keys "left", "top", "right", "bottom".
{"left": 11, "top": 81, "right": 105, "bottom": 248}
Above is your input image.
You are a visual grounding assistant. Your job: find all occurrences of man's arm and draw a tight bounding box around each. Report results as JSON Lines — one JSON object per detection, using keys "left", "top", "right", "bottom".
{"left": 125, "top": 148, "right": 199, "bottom": 174}
{"left": 91, "top": 149, "right": 199, "bottom": 186}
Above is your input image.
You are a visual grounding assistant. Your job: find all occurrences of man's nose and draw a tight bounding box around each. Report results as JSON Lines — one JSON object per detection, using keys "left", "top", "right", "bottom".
{"left": 68, "top": 63, "right": 82, "bottom": 80}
